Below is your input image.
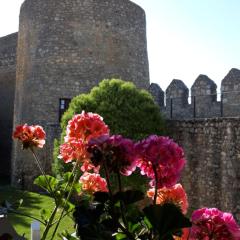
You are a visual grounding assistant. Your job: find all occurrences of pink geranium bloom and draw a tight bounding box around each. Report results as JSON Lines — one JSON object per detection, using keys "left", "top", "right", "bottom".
{"left": 88, "top": 135, "right": 136, "bottom": 176}
{"left": 80, "top": 159, "right": 100, "bottom": 173}
{"left": 135, "top": 135, "right": 186, "bottom": 188}
{"left": 79, "top": 172, "right": 108, "bottom": 194}
{"left": 65, "top": 111, "right": 109, "bottom": 143}
{"left": 13, "top": 124, "right": 46, "bottom": 149}
{"left": 190, "top": 208, "right": 240, "bottom": 240}
{"left": 59, "top": 138, "right": 88, "bottom": 163}
{"left": 147, "top": 183, "right": 188, "bottom": 214}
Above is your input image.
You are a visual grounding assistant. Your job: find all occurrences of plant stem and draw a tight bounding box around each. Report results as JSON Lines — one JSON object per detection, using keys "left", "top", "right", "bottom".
{"left": 117, "top": 171, "right": 122, "bottom": 192}
{"left": 148, "top": 166, "right": 159, "bottom": 240}
{"left": 103, "top": 162, "right": 113, "bottom": 197}
{"left": 49, "top": 162, "right": 79, "bottom": 240}
{"left": 117, "top": 172, "right": 128, "bottom": 229}
{"left": 103, "top": 164, "right": 135, "bottom": 239}
{"left": 30, "top": 148, "right": 54, "bottom": 195}
{"left": 153, "top": 166, "right": 158, "bottom": 205}
{"left": 50, "top": 209, "right": 74, "bottom": 226}
{"left": 41, "top": 206, "right": 58, "bottom": 240}
{"left": 29, "top": 147, "right": 61, "bottom": 240}
{"left": 118, "top": 223, "right": 136, "bottom": 240}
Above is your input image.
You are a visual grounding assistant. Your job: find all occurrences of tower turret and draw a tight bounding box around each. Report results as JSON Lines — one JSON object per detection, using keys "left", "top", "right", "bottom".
{"left": 12, "top": 0, "right": 150, "bottom": 188}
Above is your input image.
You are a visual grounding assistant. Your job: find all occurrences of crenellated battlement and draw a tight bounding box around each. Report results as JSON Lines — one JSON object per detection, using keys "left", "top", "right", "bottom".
{"left": 149, "top": 68, "right": 240, "bottom": 119}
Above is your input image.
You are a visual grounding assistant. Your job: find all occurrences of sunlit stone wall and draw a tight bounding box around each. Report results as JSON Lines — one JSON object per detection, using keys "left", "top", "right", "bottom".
{"left": 12, "top": 0, "right": 149, "bottom": 188}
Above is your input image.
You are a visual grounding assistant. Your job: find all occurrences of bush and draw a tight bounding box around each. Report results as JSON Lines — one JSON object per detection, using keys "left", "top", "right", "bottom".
{"left": 53, "top": 79, "right": 165, "bottom": 178}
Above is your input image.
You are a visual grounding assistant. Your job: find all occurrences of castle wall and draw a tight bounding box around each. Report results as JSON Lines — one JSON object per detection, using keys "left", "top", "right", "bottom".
{"left": 12, "top": 0, "right": 150, "bottom": 188}
{"left": 0, "top": 33, "right": 17, "bottom": 181}
{"left": 169, "top": 118, "right": 240, "bottom": 222}
{"left": 149, "top": 68, "right": 240, "bottom": 120}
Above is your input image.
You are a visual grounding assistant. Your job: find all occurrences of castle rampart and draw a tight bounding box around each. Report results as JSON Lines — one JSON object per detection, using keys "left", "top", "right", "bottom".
{"left": 148, "top": 69, "right": 240, "bottom": 221}
{"left": 149, "top": 68, "right": 240, "bottom": 119}
{"left": 0, "top": 33, "right": 17, "bottom": 180}
{"left": 168, "top": 118, "right": 240, "bottom": 221}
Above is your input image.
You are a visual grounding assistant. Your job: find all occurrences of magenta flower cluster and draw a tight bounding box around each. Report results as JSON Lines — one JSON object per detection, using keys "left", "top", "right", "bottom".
{"left": 135, "top": 135, "right": 186, "bottom": 188}
{"left": 88, "top": 135, "right": 136, "bottom": 176}
{"left": 190, "top": 208, "right": 240, "bottom": 240}
{"left": 88, "top": 134, "right": 186, "bottom": 189}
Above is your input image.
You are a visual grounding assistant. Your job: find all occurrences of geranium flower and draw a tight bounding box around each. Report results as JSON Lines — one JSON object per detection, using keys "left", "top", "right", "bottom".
{"left": 59, "top": 138, "right": 88, "bottom": 163}
{"left": 13, "top": 124, "right": 46, "bottom": 149}
{"left": 79, "top": 172, "right": 108, "bottom": 194}
{"left": 135, "top": 135, "right": 186, "bottom": 188}
{"left": 190, "top": 208, "right": 240, "bottom": 240}
{"left": 80, "top": 159, "right": 100, "bottom": 173}
{"left": 147, "top": 183, "right": 188, "bottom": 214}
{"left": 65, "top": 111, "right": 109, "bottom": 143}
{"left": 88, "top": 135, "right": 136, "bottom": 176}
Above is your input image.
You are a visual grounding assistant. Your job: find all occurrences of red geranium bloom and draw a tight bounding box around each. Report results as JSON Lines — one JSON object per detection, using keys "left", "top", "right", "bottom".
{"left": 65, "top": 111, "right": 109, "bottom": 143}
{"left": 79, "top": 172, "right": 108, "bottom": 194}
{"left": 190, "top": 208, "right": 240, "bottom": 240}
{"left": 13, "top": 124, "right": 46, "bottom": 149}
{"left": 147, "top": 183, "right": 188, "bottom": 214}
{"left": 135, "top": 135, "right": 186, "bottom": 188}
{"left": 173, "top": 228, "right": 190, "bottom": 240}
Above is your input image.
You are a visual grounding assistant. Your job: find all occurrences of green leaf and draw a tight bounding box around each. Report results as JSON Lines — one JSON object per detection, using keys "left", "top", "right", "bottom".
{"left": 143, "top": 203, "right": 191, "bottom": 240}
{"left": 60, "top": 231, "right": 78, "bottom": 240}
{"left": 143, "top": 216, "right": 152, "bottom": 229}
{"left": 72, "top": 182, "right": 82, "bottom": 193}
{"left": 128, "top": 222, "right": 142, "bottom": 233}
{"left": 114, "top": 233, "right": 127, "bottom": 240}
{"left": 34, "top": 175, "right": 59, "bottom": 193}
{"left": 11, "top": 199, "right": 23, "bottom": 210}
{"left": 113, "top": 190, "right": 144, "bottom": 205}
{"left": 2, "top": 199, "right": 23, "bottom": 211}
{"left": 63, "top": 172, "right": 74, "bottom": 183}
{"left": 40, "top": 208, "right": 47, "bottom": 221}
{"left": 58, "top": 199, "right": 74, "bottom": 212}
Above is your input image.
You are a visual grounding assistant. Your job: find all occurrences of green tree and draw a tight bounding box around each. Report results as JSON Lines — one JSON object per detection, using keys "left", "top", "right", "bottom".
{"left": 53, "top": 79, "right": 165, "bottom": 180}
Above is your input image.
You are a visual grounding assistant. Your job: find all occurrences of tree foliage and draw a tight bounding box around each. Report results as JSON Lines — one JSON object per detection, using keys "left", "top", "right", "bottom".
{"left": 53, "top": 79, "right": 165, "bottom": 176}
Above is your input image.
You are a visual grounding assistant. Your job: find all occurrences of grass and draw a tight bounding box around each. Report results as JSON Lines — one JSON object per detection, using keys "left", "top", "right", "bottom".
{"left": 0, "top": 185, "right": 75, "bottom": 239}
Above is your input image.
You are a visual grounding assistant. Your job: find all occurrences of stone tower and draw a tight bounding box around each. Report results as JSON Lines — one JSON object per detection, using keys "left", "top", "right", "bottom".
{"left": 12, "top": 0, "right": 149, "bottom": 187}
{"left": 0, "top": 33, "right": 17, "bottom": 181}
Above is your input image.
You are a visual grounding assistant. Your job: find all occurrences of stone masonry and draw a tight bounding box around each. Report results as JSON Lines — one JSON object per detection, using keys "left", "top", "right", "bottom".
{"left": 149, "top": 69, "right": 240, "bottom": 222}
{"left": 168, "top": 118, "right": 240, "bottom": 222}
{"left": 9, "top": 0, "right": 150, "bottom": 187}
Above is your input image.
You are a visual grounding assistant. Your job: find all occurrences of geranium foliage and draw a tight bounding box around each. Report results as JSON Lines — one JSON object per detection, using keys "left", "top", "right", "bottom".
{"left": 12, "top": 112, "right": 240, "bottom": 240}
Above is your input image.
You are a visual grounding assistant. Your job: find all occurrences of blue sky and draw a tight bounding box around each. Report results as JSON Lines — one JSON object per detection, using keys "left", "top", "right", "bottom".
{"left": 0, "top": 0, "right": 239, "bottom": 91}
{"left": 132, "top": 0, "right": 240, "bottom": 91}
